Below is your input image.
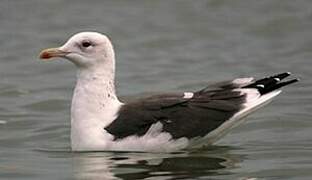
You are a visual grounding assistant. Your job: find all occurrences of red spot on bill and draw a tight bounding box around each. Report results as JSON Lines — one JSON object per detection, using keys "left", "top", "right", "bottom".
{"left": 39, "top": 51, "right": 53, "bottom": 59}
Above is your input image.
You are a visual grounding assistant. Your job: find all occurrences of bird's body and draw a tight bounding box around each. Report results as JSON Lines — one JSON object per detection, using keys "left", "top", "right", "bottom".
{"left": 39, "top": 32, "right": 298, "bottom": 152}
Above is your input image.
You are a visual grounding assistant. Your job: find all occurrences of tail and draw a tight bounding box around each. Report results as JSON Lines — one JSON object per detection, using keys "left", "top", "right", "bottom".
{"left": 243, "top": 72, "right": 299, "bottom": 95}
{"left": 190, "top": 72, "right": 299, "bottom": 147}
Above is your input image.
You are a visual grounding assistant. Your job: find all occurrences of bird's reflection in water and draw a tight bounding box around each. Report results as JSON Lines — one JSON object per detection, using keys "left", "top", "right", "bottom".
{"left": 72, "top": 146, "right": 241, "bottom": 180}
{"left": 115, "top": 156, "right": 226, "bottom": 179}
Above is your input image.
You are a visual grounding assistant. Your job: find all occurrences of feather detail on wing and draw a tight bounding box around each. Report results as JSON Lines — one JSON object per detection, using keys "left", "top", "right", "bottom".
{"left": 105, "top": 72, "right": 298, "bottom": 144}
{"left": 105, "top": 78, "right": 252, "bottom": 140}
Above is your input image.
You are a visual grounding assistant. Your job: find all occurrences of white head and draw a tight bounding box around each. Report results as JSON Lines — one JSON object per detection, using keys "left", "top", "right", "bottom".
{"left": 40, "top": 33, "right": 122, "bottom": 151}
{"left": 39, "top": 32, "right": 115, "bottom": 70}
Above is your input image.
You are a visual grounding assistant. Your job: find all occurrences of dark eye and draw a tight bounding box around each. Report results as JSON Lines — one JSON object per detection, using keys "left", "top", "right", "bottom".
{"left": 81, "top": 41, "right": 92, "bottom": 48}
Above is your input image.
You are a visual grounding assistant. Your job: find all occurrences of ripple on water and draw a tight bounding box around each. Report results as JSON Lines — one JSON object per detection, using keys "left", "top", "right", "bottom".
{"left": 0, "top": 0, "right": 312, "bottom": 179}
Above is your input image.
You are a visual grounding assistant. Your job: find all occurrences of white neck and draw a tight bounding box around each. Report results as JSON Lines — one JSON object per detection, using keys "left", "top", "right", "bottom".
{"left": 70, "top": 65, "right": 122, "bottom": 151}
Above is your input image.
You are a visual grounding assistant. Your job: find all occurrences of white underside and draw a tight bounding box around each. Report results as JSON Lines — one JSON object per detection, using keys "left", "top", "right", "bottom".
{"left": 72, "top": 89, "right": 281, "bottom": 152}
{"left": 73, "top": 122, "right": 189, "bottom": 152}
{"left": 107, "top": 122, "right": 189, "bottom": 152}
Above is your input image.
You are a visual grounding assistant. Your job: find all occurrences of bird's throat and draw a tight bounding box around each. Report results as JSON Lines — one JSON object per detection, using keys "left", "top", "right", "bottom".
{"left": 70, "top": 69, "right": 122, "bottom": 150}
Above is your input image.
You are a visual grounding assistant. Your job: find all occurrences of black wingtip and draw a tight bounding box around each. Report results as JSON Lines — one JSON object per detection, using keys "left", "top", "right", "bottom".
{"left": 264, "top": 78, "right": 299, "bottom": 93}
{"left": 269, "top": 72, "right": 292, "bottom": 81}
{"left": 277, "top": 78, "right": 299, "bottom": 87}
{"left": 243, "top": 72, "right": 299, "bottom": 95}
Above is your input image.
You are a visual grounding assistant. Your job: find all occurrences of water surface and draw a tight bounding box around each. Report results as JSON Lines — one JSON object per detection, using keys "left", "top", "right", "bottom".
{"left": 1, "top": 0, "right": 312, "bottom": 179}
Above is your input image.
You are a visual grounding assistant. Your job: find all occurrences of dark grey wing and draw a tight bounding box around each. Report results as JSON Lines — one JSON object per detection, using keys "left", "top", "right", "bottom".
{"left": 105, "top": 72, "right": 298, "bottom": 140}
{"left": 105, "top": 89, "right": 245, "bottom": 140}
{"left": 104, "top": 93, "right": 189, "bottom": 139}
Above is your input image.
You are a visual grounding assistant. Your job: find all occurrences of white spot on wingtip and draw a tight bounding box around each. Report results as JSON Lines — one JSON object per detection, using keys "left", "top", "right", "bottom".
{"left": 274, "top": 78, "right": 280, "bottom": 82}
{"left": 256, "top": 84, "right": 265, "bottom": 88}
{"left": 183, "top": 92, "right": 194, "bottom": 99}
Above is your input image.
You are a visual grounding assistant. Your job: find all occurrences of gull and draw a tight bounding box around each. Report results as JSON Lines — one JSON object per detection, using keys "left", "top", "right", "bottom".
{"left": 39, "top": 32, "right": 298, "bottom": 152}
